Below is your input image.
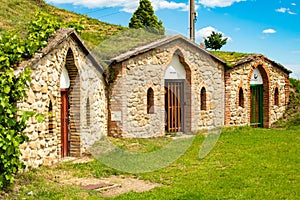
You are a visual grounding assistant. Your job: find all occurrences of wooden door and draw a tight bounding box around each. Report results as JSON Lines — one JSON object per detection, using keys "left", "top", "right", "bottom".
{"left": 61, "top": 89, "right": 69, "bottom": 157}
{"left": 165, "top": 80, "right": 184, "bottom": 132}
{"left": 250, "top": 85, "right": 263, "bottom": 128}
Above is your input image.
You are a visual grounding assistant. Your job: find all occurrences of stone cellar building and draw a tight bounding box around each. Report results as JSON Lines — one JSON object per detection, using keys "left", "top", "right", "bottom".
{"left": 108, "top": 35, "right": 226, "bottom": 138}
{"left": 224, "top": 54, "right": 291, "bottom": 128}
{"left": 16, "top": 29, "right": 107, "bottom": 167}
{"left": 16, "top": 29, "right": 291, "bottom": 167}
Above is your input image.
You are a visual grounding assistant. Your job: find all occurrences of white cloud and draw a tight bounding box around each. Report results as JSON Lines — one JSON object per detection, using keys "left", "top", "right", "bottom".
{"left": 158, "top": 1, "right": 189, "bottom": 11}
{"left": 291, "top": 3, "right": 296, "bottom": 6}
{"left": 196, "top": 26, "right": 232, "bottom": 42}
{"left": 262, "top": 29, "right": 276, "bottom": 34}
{"left": 285, "top": 64, "right": 300, "bottom": 79}
{"left": 276, "top": 7, "right": 287, "bottom": 13}
{"left": 275, "top": 7, "right": 297, "bottom": 15}
{"left": 45, "top": 0, "right": 189, "bottom": 13}
{"left": 196, "top": 26, "right": 217, "bottom": 40}
{"left": 197, "top": 0, "right": 246, "bottom": 8}
{"left": 288, "top": 10, "right": 297, "bottom": 15}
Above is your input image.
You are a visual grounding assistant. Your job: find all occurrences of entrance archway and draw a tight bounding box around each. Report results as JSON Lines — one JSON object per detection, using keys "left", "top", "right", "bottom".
{"left": 164, "top": 52, "right": 191, "bottom": 132}
{"left": 60, "top": 49, "right": 80, "bottom": 157}
{"left": 249, "top": 66, "right": 269, "bottom": 128}
{"left": 60, "top": 65, "right": 70, "bottom": 157}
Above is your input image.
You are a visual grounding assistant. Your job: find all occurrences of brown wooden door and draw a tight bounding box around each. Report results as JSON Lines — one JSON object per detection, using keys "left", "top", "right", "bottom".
{"left": 61, "top": 89, "right": 69, "bottom": 157}
{"left": 165, "top": 80, "right": 184, "bottom": 132}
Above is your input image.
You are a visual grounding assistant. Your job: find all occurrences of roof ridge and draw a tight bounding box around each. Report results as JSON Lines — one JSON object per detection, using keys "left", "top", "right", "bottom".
{"left": 234, "top": 53, "right": 292, "bottom": 74}
{"left": 110, "top": 34, "right": 225, "bottom": 64}
{"left": 15, "top": 28, "right": 106, "bottom": 78}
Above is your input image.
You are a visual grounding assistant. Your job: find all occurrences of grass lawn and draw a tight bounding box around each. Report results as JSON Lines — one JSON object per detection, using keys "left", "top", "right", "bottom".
{"left": 2, "top": 126, "right": 299, "bottom": 199}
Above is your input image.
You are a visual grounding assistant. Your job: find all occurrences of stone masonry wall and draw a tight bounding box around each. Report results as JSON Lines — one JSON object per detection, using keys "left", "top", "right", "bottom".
{"left": 109, "top": 39, "right": 224, "bottom": 137}
{"left": 17, "top": 36, "right": 107, "bottom": 168}
{"left": 225, "top": 58, "right": 289, "bottom": 127}
{"left": 268, "top": 64, "right": 289, "bottom": 125}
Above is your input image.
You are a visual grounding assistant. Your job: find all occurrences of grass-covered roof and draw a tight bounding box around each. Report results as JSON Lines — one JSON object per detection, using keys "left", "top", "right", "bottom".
{"left": 210, "top": 51, "right": 252, "bottom": 68}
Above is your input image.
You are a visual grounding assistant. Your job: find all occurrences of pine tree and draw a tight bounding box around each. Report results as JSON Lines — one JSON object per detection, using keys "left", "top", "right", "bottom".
{"left": 129, "top": 0, "right": 165, "bottom": 35}
{"left": 204, "top": 31, "right": 228, "bottom": 51}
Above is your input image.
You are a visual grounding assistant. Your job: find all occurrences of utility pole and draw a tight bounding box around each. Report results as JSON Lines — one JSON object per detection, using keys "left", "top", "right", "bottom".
{"left": 189, "top": 0, "right": 196, "bottom": 41}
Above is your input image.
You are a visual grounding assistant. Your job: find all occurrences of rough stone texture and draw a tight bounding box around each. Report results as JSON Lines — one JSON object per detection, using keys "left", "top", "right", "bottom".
{"left": 17, "top": 30, "right": 107, "bottom": 168}
{"left": 225, "top": 55, "right": 290, "bottom": 128}
{"left": 109, "top": 38, "right": 225, "bottom": 137}
{"left": 15, "top": 30, "right": 291, "bottom": 168}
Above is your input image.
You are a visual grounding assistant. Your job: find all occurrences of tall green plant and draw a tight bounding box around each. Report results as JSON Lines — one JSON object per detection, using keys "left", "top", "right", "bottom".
{"left": 0, "top": 11, "right": 85, "bottom": 189}
{"left": 0, "top": 31, "right": 32, "bottom": 189}
{"left": 129, "top": 0, "right": 165, "bottom": 35}
{"left": 204, "top": 31, "right": 228, "bottom": 51}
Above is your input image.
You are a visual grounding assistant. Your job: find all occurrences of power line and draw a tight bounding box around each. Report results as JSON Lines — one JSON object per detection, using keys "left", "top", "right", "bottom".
{"left": 98, "top": 11, "right": 122, "bottom": 19}
{"left": 85, "top": 7, "right": 112, "bottom": 14}
{"left": 83, "top": 7, "right": 122, "bottom": 19}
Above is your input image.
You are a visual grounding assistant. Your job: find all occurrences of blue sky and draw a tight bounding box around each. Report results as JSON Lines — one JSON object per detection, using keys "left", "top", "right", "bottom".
{"left": 45, "top": 0, "right": 300, "bottom": 78}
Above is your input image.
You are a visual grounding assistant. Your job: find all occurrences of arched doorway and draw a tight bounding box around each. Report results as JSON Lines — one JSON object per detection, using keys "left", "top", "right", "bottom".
{"left": 249, "top": 66, "right": 269, "bottom": 128}
{"left": 164, "top": 53, "right": 191, "bottom": 132}
{"left": 60, "top": 65, "right": 70, "bottom": 157}
{"left": 60, "top": 49, "right": 81, "bottom": 157}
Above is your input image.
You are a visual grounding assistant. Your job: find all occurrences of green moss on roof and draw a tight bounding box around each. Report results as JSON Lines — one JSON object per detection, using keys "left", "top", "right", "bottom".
{"left": 92, "top": 28, "right": 164, "bottom": 69}
{"left": 210, "top": 51, "right": 252, "bottom": 68}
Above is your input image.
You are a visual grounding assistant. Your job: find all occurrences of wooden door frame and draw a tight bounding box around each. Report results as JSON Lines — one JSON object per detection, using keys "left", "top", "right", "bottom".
{"left": 165, "top": 79, "right": 185, "bottom": 132}
{"left": 60, "top": 88, "right": 69, "bottom": 157}
{"left": 250, "top": 84, "right": 263, "bottom": 128}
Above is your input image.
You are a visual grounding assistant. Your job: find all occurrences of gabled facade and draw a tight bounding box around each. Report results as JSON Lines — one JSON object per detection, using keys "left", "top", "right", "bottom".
{"left": 108, "top": 35, "right": 226, "bottom": 137}
{"left": 224, "top": 54, "right": 291, "bottom": 128}
{"left": 17, "top": 29, "right": 107, "bottom": 167}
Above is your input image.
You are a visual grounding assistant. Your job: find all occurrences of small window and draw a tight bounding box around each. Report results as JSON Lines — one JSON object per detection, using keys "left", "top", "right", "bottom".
{"left": 48, "top": 100, "right": 54, "bottom": 134}
{"left": 147, "top": 88, "right": 154, "bottom": 114}
{"left": 274, "top": 87, "right": 279, "bottom": 106}
{"left": 238, "top": 87, "right": 244, "bottom": 108}
{"left": 86, "top": 97, "right": 91, "bottom": 125}
{"left": 200, "top": 87, "right": 207, "bottom": 111}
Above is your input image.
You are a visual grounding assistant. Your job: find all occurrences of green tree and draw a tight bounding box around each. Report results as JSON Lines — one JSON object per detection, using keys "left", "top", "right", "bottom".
{"left": 204, "top": 31, "right": 228, "bottom": 51}
{"left": 129, "top": 0, "right": 165, "bottom": 35}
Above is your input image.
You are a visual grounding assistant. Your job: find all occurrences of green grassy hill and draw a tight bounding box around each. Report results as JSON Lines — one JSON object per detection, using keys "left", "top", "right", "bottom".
{"left": 0, "top": 0, "right": 126, "bottom": 49}
{"left": 0, "top": 0, "right": 162, "bottom": 65}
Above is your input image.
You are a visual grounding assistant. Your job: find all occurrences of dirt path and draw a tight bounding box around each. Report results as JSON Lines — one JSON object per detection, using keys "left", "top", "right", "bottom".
{"left": 59, "top": 175, "right": 161, "bottom": 198}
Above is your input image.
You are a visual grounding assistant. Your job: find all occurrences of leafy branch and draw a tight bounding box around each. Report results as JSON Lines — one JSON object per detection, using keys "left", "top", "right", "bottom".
{"left": 0, "top": 11, "right": 85, "bottom": 189}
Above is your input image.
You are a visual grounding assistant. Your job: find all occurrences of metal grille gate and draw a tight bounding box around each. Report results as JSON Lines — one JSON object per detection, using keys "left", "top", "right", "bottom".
{"left": 165, "top": 80, "right": 185, "bottom": 132}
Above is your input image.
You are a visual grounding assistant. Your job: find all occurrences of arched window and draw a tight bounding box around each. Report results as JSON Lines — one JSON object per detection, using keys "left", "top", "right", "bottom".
{"left": 86, "top": 97, "right": 91, "bottom": 125}
{"left": 274, "top": 87, "right": 279, "bottom": 106}
{"left": 200, "top": 87, "right": 207, "bottom": 111}
{"left": 238, "top": 87, "right": 244, "bottom": 108}
{"left": 48, "top": 100, "right": 54, "bottom": 135}
{"left": 147, "top": 88, "right": 154, "bottom": 114}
